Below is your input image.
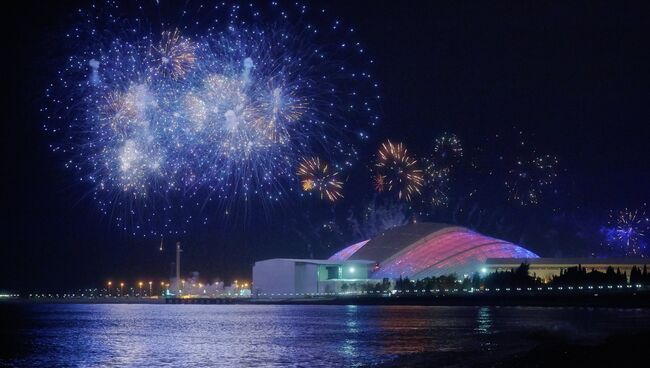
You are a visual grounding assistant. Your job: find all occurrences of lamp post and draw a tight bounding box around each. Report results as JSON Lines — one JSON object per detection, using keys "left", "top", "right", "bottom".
{"left": 176, "top": 242, "right": 182, "bottom": 287}
{"left": 148, "top": 281, "right": 152, "bottom": 296}
{"left": 107, "top": 281, "right": 112, "bottom": 297}
{"left": 119, "top": 282, "right": 124, "bottom": 297}
{"left": 138, "top": 281, "right": 143, "bottom": 297}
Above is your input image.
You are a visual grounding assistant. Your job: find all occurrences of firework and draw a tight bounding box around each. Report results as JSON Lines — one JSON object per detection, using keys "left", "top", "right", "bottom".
{"left": 484, "top": 130, "right": 558, "bottom": 206}
{"left": 297, "top": 157, "right": 343, "bottom": 202}
{"left": 432, "top": 132, "right": 463, "bottom": 168}
{"left": 419, "top": 133, "right": 462, "bottom": 207}
{"left": 152, "top": 28, "right": 196, "bottom": 79}
{"left": 604, "top": 207, "right": 649, "bottom": 257}
{"left": 373, "top": 140, "right": 423, "bottom": 201}
{"left": 505, "top": 153, "right": 558, "bottom": 206}
{"left": 45, "top": 1, "right": 380, "bottom": 235}
{"left": 422, "top": 157, "right": 451, "bottom": 207}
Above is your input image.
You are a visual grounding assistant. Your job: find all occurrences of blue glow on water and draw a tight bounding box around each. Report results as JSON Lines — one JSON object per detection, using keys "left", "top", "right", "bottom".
{"left": 2, "top": 304, "right": 650, "bottom": 367}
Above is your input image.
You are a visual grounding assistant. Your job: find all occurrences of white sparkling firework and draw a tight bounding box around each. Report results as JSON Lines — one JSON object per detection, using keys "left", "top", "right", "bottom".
{"left": 496, "top": 131, "right": 559, "bottom": 206}
{"left": 604, "top": 207, "right": 649, "bottom": 257}
{"left": 505, "top": 153, "right": 558, "bottom": 206}
{"left": 432, "top": 132, "right": 463, "bottom": 168}
{"left": 422, "top": 158, "right": 451, "bottom": 207}
{"left": 422, "top": 132, "right": 463, "bottom": 207}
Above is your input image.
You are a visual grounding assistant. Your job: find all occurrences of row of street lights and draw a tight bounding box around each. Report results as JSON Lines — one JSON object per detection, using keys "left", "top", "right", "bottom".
{"left": 106, "top": 280, "right": 170, "bottom": 297}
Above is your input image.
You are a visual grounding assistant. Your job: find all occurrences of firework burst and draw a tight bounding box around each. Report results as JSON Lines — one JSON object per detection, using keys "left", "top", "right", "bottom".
{"left": 44, "top": 1, "right": 380, "bottom": 235}
{"left": 604, "top": 207, "right": 649, "bottom": 257}
{"left": 373, "top": 140, "right": 423, "bottom": 201}
{"left": 297, "top": 157, "right": 344, "bottom": 202}
{"left": 505, "top": 154, "right": 558, "bottom": 206}
{"left": 152, "top": 28, "right": 196, "bottom": 79}
{"left": 432, "top": 132, "right": 463, "bottom": 168}
{"left": 421, "top": 133, "right": 463, "bottom": 207}
{"left": 422, "top": 158, "right": 451, "bottom": 207}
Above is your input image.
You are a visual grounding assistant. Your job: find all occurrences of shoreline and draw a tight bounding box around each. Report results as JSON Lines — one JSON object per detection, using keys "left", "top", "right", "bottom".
{"left": 3, "top": 289, "right": 650, "bottom": 308}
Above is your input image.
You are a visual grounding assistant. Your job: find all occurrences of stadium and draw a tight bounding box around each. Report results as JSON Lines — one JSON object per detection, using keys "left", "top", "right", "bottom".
{"left": 329, "top": 222, "right": 539, "bottom": 278}
{"left": 252, "top": 223, "right": 539, "bottom": 296}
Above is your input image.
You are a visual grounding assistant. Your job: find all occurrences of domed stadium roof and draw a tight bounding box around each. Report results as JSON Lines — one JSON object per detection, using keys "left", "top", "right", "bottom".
{"left": 329, "top": 223, "right": 538, "bottom": 278}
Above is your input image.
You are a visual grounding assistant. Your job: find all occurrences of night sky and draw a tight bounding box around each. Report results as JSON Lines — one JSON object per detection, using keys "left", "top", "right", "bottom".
{"left": 3, "top": 0, "right": 649, "bottom": 292}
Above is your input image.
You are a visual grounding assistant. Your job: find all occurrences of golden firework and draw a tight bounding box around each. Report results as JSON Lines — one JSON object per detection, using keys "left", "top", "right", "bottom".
{"left": 154, "top": 29, "right": 196, "bottom": 79}
{"left": 297, "top": 157, "right": 343, "bottom": 202}
{"left": 374, "top": 140, "right": 423, "bottom": 201}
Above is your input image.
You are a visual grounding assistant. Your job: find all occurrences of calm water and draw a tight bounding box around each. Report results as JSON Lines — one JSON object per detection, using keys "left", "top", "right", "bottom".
{"left": 1, "top": 304, "right": 649, "bottom": 367}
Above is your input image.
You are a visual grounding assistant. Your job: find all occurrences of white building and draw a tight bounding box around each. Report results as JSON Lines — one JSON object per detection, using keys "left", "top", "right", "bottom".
{"left": 252, "top": 258, "right": 375, "bottom": 297}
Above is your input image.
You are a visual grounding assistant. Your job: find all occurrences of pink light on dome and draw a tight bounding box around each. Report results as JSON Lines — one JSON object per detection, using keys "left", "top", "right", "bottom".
{"left": 372, "top": 228, "right": 538, "bottom": 279}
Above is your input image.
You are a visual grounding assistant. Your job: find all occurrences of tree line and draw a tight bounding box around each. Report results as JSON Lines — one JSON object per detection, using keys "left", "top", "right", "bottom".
{"left": 379, "top": 263, "right": 650, "bottom": 291}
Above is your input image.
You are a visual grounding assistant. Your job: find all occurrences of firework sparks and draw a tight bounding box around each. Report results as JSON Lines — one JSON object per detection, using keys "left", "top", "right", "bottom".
{"left": 373, "top": 140, "right": 423, "bottom": 201}
{"left": 153, "top": 29, "right": 196, "bottom": 79}
{"left": 422, "top": 158, "right": 451, "bottom": 207}
{"left": 433, "top": 132, "right": 463, "bottom": 168}
{"left": 421, "top": 132, "right": 462, "bottom": 207}
{"left": 505, "top": 153, "right": 558, "bottom": 206}
{"left": 604, "top": 207, "right": 649, "bottom": 257}
{"left": 297, "top": 157, "right": 343, "bottom": 202}
{"left": 45, "top": 1, "right": 380, "bottom": 235}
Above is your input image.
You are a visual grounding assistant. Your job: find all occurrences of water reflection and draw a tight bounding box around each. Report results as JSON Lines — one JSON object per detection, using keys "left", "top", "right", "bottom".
{"left": 1, "top": 304, "right": 649, "bottom": 367}
{"left": 342, "top": 305, "right": 360, "bottom": 359}
{"left": 475, "top": 307, "right": 492, "bottom": 335}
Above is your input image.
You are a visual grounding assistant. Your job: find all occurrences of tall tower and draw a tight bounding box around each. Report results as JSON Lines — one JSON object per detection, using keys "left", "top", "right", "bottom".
{"left": 176, "top": 241, "right": 182, "bottom": 286}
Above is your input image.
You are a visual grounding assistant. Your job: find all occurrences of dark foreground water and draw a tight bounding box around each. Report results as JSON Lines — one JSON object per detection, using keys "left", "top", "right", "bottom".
{"left": 1, "top": 304, "right": 649, "bottom": 367}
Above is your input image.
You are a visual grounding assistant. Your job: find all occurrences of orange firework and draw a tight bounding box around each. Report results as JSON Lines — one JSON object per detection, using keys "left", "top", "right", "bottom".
{"left": 297, "top": 157, "right": 343, "bottom": 202}
{"left": 154, "top": 29, "right": 196, "bottom": 79}
{"left": 374, "top": 140, "right": 423, "bottom": 201}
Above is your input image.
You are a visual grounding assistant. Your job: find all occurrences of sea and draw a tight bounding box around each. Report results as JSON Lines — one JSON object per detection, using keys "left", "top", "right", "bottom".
{"left": 1, "top": 304, "right": 649, "bottom": 367}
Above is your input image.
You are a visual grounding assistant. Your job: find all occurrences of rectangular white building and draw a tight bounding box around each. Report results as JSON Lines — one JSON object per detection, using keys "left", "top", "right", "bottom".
{"left": 252, "top": 258, "right": 375, "bottom": 298}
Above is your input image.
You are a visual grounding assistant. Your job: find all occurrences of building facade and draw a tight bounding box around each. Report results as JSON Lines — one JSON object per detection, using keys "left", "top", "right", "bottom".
{"left": 252, "top": 259, "right": 375, "bottom": 297}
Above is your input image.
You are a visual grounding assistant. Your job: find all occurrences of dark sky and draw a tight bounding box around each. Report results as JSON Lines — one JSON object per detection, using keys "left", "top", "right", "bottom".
{"left": 2, "top": 0, "right": 649, "bottom": 292}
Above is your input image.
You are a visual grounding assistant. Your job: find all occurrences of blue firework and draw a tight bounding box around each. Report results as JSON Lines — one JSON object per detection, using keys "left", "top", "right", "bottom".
{"left": 44, "top": 1, "right": 380, "bottom": 236}
{"left": 603, "top": 207, "right": 649, "bottom": 257}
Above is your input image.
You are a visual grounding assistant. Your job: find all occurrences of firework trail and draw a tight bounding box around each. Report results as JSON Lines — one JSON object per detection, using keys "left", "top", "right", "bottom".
{"left": 44, "top": 1, "right": 379, "bottom": 235}
{"left": 346, "top": 198, "right": 409, "bottom": 240}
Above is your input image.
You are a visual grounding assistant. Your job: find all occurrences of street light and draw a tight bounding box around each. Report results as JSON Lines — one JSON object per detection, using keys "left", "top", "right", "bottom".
{"left": 138, "top": 281, "right": 143, "bottom": 296}
{"left": 119, "top": 282, "right": 124, "bottom": 297}
{"left": 107, "top": 281, "right": 112, "bottom": 296}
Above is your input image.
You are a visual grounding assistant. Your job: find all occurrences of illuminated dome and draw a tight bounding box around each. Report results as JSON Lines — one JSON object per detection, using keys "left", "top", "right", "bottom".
{"left": 329, "top": 223, "right": 538, "bottom": 278}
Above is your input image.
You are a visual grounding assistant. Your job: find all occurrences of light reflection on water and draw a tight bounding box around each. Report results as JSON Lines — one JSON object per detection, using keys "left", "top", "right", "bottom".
{"left": 2, "top": 304, "right": 650, "bottom": 367}
{"left": 476, "top": 306, "right": 492, "bottom": 334}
